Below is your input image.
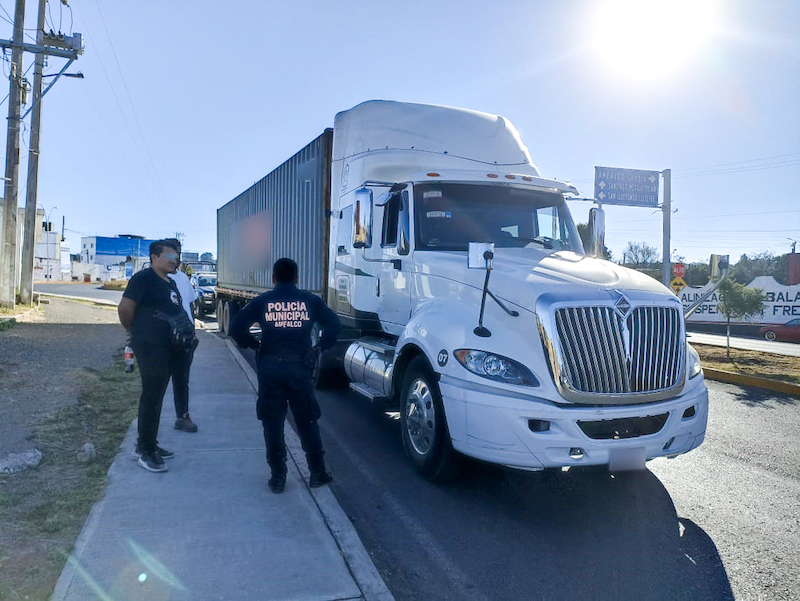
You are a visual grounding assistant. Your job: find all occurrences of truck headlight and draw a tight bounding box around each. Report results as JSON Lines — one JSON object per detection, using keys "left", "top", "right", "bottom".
{"left": 687, "top": 343, "right": 702, "bottom": 379}
{"left": 454, "top": 349, "right": 539, "bottom": 386}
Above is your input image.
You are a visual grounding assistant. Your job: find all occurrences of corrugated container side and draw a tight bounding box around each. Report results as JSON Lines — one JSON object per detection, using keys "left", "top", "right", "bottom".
{"left": 217, "top": 130, "right": 333, "bottom": 296}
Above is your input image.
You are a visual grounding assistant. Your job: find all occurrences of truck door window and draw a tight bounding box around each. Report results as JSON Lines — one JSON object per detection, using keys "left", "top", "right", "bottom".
{"left": 398, "top": 190, "right": 410, "bottom": 255}
{"left": 337, "top": 205, "right": 353, "bottom": 255}
{"left": 381, "top": 193, "right": 401, "bottom": 247}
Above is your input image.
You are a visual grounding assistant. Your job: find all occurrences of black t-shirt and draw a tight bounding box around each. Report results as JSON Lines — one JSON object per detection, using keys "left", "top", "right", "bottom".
{"left": 123, "top": 268, "right": 186, "bottom": 345}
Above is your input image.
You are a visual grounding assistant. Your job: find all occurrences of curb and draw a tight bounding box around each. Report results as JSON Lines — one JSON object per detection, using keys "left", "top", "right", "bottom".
{"left": 703, "top": 368, "right": 800, "bottom": 398}
{"left": 36, "top": 292, "right": 118, "bottom": 306}
{"left": 0, "top": 306, "right": 40, "bottom": 325}
{"left": 223, "top": 337, "right": 395, "bottom": 601}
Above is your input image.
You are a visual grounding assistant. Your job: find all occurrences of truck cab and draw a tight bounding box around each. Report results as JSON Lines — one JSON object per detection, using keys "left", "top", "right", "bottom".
{"left": 328, "top": 101, "right": 707, "bottom": 479}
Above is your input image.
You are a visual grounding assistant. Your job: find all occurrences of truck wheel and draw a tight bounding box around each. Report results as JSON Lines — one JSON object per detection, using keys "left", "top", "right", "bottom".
{"left": 217, "top": 300, "right": 226, "bottom": 333}
{"left": 221, "top": 301, "right": 230, "bottom": 335}
{"left": 764, "top": 330, "right": 776, "bottom": 341}
{"left": 227, "top": 302, "right": 239, "bottom": 336}
{"left": 399, "top": 356, "right": 458, "bottom": 481}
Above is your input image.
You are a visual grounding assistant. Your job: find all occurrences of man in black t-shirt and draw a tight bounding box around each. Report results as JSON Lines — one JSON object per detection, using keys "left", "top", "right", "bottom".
{"left": 230, "top": 258, "right": 340, "bottom": 493}
{"left": 118, "top": 239, "right": 190, "bottom": 473}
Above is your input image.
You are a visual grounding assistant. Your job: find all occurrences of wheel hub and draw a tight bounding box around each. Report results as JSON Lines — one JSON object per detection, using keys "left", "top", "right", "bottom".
{"left": 405, "top": 378, "right": 435, "bottom": 456}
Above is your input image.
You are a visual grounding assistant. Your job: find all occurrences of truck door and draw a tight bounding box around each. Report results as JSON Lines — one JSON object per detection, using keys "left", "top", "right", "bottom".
{"left": 378, "top": 190, "right": 412, "bottom": 328}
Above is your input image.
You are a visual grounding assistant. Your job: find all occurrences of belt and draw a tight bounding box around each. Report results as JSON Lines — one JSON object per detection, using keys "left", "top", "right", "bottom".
{"left": 260, "top": 354, "right": 306, "bottom": 363}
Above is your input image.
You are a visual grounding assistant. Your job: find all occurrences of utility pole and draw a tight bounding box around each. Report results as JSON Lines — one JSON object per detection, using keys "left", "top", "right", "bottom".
{"left": 0, "top": 2, "right": 83, "bottom": 307}
{"left": 661, "top": 169, "right": 671, "bottom": 287}
{"left": 19, "top": 0, "right": 46, "bottom": 304}
{"left": 0, "top": 0, "right": 26, "bottom": 309}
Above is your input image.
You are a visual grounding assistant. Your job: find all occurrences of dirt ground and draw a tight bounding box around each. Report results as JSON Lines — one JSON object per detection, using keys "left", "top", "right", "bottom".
{"left": 694, "top": 343, "right": 800, "bottom": 385}
{"left": 0, "top": 299, "right": 138, "bottom": 600}
{"left": 0, "top": 299, "right": 125, "bottom": 459}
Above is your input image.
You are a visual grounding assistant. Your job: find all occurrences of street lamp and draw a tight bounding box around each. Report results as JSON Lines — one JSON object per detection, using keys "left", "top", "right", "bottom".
{"left": 45, "top": 205, "right": 58, "bottom": 280}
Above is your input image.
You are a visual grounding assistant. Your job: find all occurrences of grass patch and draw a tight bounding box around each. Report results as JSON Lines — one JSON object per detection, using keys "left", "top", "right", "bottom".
{"left": 0, "top": 356, "right": 140, "bottom": 600}
{"left": 694, "top": 343, "right": 800, "bottom": 385}
{"left": 101, "top": 280, "right": 127, "bottom": 291}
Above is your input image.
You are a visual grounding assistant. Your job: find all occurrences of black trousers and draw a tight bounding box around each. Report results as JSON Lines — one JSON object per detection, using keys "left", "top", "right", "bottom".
{"left": 257, "top": 358, "right": 325, "bottom": 478}
{"left": 132, "top": 343, "right": 193, "bottom": 452}
{"left": 171, "top": 345, "right": 195, "bottom": 418}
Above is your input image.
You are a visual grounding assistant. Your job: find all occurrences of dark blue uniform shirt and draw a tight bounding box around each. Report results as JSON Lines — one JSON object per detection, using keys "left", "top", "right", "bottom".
{"left": 229, "top": 283, "right": 340, "bottom": 356}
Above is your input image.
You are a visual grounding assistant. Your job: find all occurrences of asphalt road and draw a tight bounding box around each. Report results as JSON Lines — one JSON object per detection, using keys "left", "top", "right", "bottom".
{"left": 687, "top": 331, "right": 800, "bottom": 357}
{"left": 34, "top": 282, "right": 123, "bottom": 304}
{"left": 230, "top": 336, "right": 798, "bottom": 601}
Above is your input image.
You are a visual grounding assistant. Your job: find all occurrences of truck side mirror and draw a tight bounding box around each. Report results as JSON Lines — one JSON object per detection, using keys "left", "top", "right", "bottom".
{"left": 353, "top": 187, "right": 373, "bottom": 249}
{"left": 588, "top": 206, "right": 606, "bottom": 258}
{"left": 468, "top": 242, "right": 495, "bottom": 269}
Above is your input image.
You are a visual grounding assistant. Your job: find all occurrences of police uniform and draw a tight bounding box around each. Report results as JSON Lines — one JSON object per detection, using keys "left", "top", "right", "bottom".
{"left": 229, "top": 282, "right": 340, "bottom": 482}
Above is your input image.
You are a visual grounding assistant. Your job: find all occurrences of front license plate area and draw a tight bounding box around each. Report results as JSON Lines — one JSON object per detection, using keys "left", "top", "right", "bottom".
{"left": 608, "top": 447, "right": 646, "bottom": 471}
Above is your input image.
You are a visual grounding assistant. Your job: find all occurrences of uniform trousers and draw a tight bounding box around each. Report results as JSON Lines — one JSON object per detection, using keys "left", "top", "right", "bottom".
{"left": 257, "top": 357, "right": 325, "bottom": 477}
{"left": 132, "top": 343, "right": 193, "bottom": 452}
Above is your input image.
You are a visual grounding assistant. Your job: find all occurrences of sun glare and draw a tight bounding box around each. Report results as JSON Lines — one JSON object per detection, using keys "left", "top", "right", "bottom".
{"left": 592, "top": 0, "right": 718, "bottom": 80}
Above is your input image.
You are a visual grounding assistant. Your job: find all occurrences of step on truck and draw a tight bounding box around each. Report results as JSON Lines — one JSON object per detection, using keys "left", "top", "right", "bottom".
{"left": 216, "top": 100, "right": 708, "bottom": 480}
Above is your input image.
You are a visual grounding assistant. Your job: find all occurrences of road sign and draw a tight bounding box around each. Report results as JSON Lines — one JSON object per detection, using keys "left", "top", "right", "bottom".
{"left": 673, "top": 262, "right": 686, "bottom": 278}
{"left": 594, "top": 167, "right": 660, "bottom": 207}
{"left": 670, "top": 276, "right": 687, "bottom": 295}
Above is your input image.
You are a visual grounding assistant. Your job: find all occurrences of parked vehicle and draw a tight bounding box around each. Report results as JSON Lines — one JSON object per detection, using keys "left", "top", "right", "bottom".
{"left": 192, "top": 273, "right": 217, "bottom": 317}
{"left": 216, "top": 100, "right": 708, "bottom": 480}
{"left": 760, "top": 318, "right": 800, "bottom": 342}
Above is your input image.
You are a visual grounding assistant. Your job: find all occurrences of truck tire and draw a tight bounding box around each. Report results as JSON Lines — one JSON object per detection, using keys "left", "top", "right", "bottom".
{"left": 227, "top": 302, "right": 239, "bottom": 335}
{"left": 399, "top": 356, "right": 459, "bottom": 481}
{"left": 220, "top": 301, "right": 230, "bottom": 335}
{"left": 217, "top": 300, "right": 226, "bottom": 333}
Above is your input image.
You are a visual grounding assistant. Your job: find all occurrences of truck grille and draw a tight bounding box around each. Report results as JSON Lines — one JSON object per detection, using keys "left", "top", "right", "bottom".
{"left": 554, "top": 305, "right": 683, "bottom": 395}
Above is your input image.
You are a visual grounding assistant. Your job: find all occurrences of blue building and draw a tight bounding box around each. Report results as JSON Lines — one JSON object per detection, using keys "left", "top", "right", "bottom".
{"left": 80, "top": 235, "right": 158, "bottom": 267}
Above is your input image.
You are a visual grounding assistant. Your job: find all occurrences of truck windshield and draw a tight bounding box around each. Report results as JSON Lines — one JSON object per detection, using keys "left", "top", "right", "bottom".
{"left": 413, "top": 183, "right": 583, "bottom": 253}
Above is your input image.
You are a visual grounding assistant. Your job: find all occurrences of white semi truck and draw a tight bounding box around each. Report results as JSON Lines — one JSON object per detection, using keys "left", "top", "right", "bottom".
{"left": 216, "top": 100, "right": 708, "bottom": 480}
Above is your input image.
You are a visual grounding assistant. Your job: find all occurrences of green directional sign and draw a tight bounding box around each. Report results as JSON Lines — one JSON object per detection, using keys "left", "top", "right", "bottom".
{"left": 594, "top": 167, "right": 660, "bottom": 207}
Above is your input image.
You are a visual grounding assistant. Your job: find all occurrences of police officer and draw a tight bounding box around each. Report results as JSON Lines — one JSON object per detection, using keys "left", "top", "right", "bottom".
{"left": 229, "top": 258, "right": 341, "bottom": 493}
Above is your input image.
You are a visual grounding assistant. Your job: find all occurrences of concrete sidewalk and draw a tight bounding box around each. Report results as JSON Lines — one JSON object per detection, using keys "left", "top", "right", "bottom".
{"left": 51, "top": 331, "right": 392, "bottom": 601}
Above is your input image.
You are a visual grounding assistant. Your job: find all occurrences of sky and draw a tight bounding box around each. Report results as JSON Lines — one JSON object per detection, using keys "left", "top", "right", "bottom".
{"left": 1, "top": 0, "right": 798, "bottom": 266}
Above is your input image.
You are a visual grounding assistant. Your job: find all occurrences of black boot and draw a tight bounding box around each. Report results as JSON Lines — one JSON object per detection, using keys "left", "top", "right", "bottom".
{"left": 309, "top": 470, "right": 333, "bottom": 488}
{"left": 268, "top": 474, "right": 286, "bottom": 494}
{"left": 308, "top": 453, "right": 332, "bottom": 488}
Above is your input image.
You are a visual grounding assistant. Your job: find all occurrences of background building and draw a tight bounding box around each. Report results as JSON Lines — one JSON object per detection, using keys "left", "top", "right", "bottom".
{"left": 80, "top": 235, "right": 157, "bottom": 267}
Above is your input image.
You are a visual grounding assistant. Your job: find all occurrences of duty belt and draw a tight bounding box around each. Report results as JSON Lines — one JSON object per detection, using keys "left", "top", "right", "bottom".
{"left": 260, "top": 354, "right": 306, "bottom": 363}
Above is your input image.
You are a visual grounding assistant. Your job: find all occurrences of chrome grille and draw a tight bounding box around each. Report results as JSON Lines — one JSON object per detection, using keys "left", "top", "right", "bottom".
{"left": 554, "top": 305, "right": 683, "bottom": 395}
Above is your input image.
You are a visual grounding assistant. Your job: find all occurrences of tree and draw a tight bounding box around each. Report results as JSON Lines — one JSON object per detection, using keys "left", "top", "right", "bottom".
{"left": 576, "top": 223, "right": 612, "bottom": 260}
{"left": 684, "top": 262, "right": 710, "bottom": 287}
{"left": 200, "top": 252, "right": 214, "bottom": 262}
{"left": 622, "top": 241, "right": 659, "bottom": 268}
{"left": 717, "top": 280, "right": 766, "bottom": 358}
{"left": 731, "top": 252, "right": 775, "bottom": 284}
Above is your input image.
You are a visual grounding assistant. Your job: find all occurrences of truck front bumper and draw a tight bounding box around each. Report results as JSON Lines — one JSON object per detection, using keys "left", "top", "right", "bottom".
{"left": 439, "top": 376, "right": 708, "bottom": 471}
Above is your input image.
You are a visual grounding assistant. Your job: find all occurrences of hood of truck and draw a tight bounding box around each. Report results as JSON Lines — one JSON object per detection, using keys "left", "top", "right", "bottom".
{"left": 415, "top": 248, "right": 670, "bottom": 309}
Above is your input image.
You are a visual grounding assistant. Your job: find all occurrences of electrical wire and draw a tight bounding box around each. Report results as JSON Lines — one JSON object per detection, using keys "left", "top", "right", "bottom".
{"left": 91, "top": 0, "right": 173, "bottom": 213}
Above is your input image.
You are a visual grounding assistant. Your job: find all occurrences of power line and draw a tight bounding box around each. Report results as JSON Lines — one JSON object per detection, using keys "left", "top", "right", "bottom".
{"left": 91, "top": 0, "right": 172, "bottom": 213}
{"left": 70, "top": 7, "right": 169, "bottom": 210}
{"left": 567, "top": 152, "right": 800, "bottom": 184}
